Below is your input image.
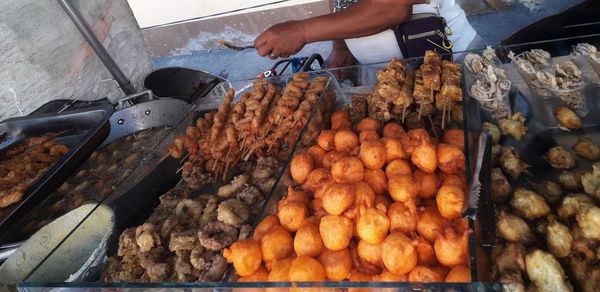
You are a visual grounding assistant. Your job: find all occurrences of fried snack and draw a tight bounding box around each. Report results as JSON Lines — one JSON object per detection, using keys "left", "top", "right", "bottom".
{"left": 388, "top": 174, "right": 417, "bottom": 202}
{"left": 332, "top": 157, "right": 364, "bottom": 184}
{"left": 525, "top": 250, "right": 573, "bottom": 292}
{"left": 290, "top": 153, "right": 314, "bottom": 184}
{"left": 358, "top": 240, "right": 383, "bottom": 267}
{"left": 413, "top": 170, "right": 438, "bottom": 199}
{"left": 554, "top": 106, "right": 582, "bottom": 130}
{"left": 373, "top": 269, "right": 408, "bottom": 282}
{"left": 408, "top": 265, "right": 444, "bottom": 282}
{"left": 359, "top": 130, "right": 380, "bottom": 143}
{"left": 277, "top": 201, "right": 308, "bottom": 232}
{"left": 348, "top": 269, "right": 373, "bottom": 292}
{"left": 381, "top": 137, "right": 407, "bottom": 162}
{"left": 332, "top": 117, "right": 353, "bottom": 132}
{"left": 491, "top": 168, "right": 512, "bottom": 204}
{"left": 385, "top": 159, "right": 412, "bottom": 178}
{"left": 355, "top": 117, "right": 381, "bottom": 133}
{"left": 436, "top": 185, "right": 465, "bottom": 219}
{"left": 546, "top": 218, "right": 573, "bottom": 258}
{"left": 239, "top": 265, "right": 269, "bottom": 282}
{"left": 434, "top": 228, "right": 468, "bottom": 267}
{"left": 374, "top": 194, "right": 393, "bottom": 210}
{"left": 445, "top": 265, "right": 471, "bottom": 283}
{"left": 417, "top": 206, "right": 448, "bottom": 242}
{"left": 411, "top": 142, "right": 437, "bottom": 174}
{"left": 528, "top": 180, "right": 562, "bottom": 205}
{"left": 331, "top": 111, "right": 350, "bottom": 124}
{"left": 442, "top": 129, "right": 465, "bottom": 150}
{"left": 318, "top": 248, "right": 353, "bottom": 281}
{"left": 499, "top": 146, "right": 530, "bottom": 178}
{"left": 357, "top": 207, "right": 390, "bottom": 245}
{"left": 498, "top": 112, "right": 527, "bottom": 140}
{"left": 364, "top": 169, "right": 387, "bottom": 195}
{"left": 268, "top": 257, "right": 294, "bottom": 281}
{"left": 573, "top": 137, "right": 600, "bottom": 161}
{"left": 383, "top": 123, "right": 406, "bottom": 139}
{"left": 317, "top": 130, "right": 336, "bottom": 151}
{"left": 387, "top": 200, "right": 417, "bottom": 234}
{"left": 510, "top": 188, "right": 550, "bottom": 220}
{"left": 576, "top": 206, "right": 600, "bottom": 240}
{"left": 557, "top": 193, "right": 594, "bottom": 220}
{"left": 224, "top": 239, "right": 263, "bottom": 277}
{"left": 359, "top": 140, "right": 387, "bottom": 170}
{"left": 288, "top": 256, "right": 326, "bottom": 281}
{"left": 354, "top": 181, "right": 376, "bottom": 209}
{"left": 497, "top": 211, "right": 534, "bottom": 244}
{"left": 294, "top": 222, "right": 324, "bottom": 257}
{"left": 282, "top": 187, "right": 310, "bottom": 205}
{"left": 439, "top": 173, "right": 466, "bottom": 190}
{"left": 322, "top": 183, "right": 356, "bottom": 215}
{"left": 260, "top": 225, "right": 294, "bottom": 262}
{"left": 322, "top": 151, "right": 348, "bottom": 170}
{"left": 319, "top": 215, "right": 354, "bottom": 250}
{"left": 436, "top": 143, "right": 466, "bottom": 175}
{"left": 415, "top": 236, "right": 436, "bottom": 266}
{"left": 545, "top": 146, "right": 577, "bottom": 170}
{"left": 334, "top": 130, "right": 360, "bottom": 152}
{"left": 303, "top": 168, "right": 335, "bottom": 198}
{"left": 306, "top": 145, "right": 326, "bottom": 169}
{"left": 482, "top": 122, "right": 501, "bottom": 144}
{"left": 253, "top": 215, "right": 280, "bottom": 241}
{"left": 381, "top": 233, "right": 418, "bottom": 276}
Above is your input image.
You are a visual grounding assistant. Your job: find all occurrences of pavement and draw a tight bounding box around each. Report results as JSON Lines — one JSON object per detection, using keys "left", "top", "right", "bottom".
{"left": 153, "top": 0, "right": 585, "bottom": 82}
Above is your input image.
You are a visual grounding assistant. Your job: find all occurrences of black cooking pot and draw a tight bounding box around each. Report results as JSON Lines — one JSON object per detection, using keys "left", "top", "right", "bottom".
{"left": 143, "top": 67, "right": 225, "bottom": 103}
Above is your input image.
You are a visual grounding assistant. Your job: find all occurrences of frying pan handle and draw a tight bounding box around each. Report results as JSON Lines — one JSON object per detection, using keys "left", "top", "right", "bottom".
{"left": 117, "top": 90, "right": 154, "bottom": 108}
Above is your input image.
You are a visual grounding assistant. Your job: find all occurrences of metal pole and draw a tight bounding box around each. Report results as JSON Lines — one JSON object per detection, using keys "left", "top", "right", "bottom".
{"left": 57, "top": 0, "right": 136, "bottom": 95}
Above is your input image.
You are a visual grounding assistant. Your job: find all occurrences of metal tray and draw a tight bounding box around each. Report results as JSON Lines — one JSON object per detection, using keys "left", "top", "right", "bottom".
{"left": 0, "top": 103, "right": 113, "bottom": 243}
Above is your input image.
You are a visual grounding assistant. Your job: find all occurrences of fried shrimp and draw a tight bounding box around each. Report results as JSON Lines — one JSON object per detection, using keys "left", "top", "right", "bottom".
{"left": 291, "top": 153, "right": 314, "bottom": 184}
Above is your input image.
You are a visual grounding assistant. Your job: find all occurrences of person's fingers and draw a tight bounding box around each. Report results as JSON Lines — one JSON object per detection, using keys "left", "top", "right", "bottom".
{"left": 256, "top": 43, "right": 273, "bottom": 57}
{"left": 280, "top": 53, "right": 291, "bottom": 59}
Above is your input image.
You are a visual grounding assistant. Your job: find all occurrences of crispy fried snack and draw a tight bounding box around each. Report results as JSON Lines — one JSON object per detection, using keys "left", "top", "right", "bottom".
{"left": 357, "top": 207, "right": 390, "bottom": 245}
{"left": 334, "top": 130, "right": 360, "bottom": 152}
{"left": 381, "top": 233, "right": 418, "bottom": 276}
{"left": 288, "top": 256, "right": 326, "bottom": 281}
{"left": 294, "top": 222, "right": 324, "bottom": 257}
{"left": 408, "top": 265, "right": 445, "bottom": 282}
{"left": 387, "top": 200, "right": 417, "bottom": 234}
{"left": 322, "top": 183, "right": 356, "bottom": 215}
{"left": 290, "top": 153, "right": 314, "bottom": 184}
{"left": 385, "top": 159, "right": 412, "bottom": 178}
{"left": 332, "top": 157, "right": 364, "bottom": 184}
{"left": 525, "top": 250, "right": 573, "bottom": 292}
{"left": 318, "top": 248, "right": 353, "bottom": 281}
{"left": 554, "top": 106, "right": 582, "bottom": 130}
{"left": 445, "top": 265, "right": 471, "bottom": 283}
{"left": 436, "top": 185, "right": 465, "bottom": 219}
{"left": 364, "top": 169, "right": 387, "bottom": 195}
{"left": 260, "top": 225, "right": 293, "bottom": 262}
{"left": 253, "top": 215, "right": 280, "bottom": 241}
{"left": 224, "top": 239, "right": 263, "bottom": 277}
{"left": 268, "top": 257, "right": 294, "bottom": 281}
{"left": 319, "top": 215, "right": 354, "bottom": 251}
{"left": 359, "top": 140, "right": 387, "bottom": 170}
{"left": 434, "top": 227, "right": 468, "bottom": 267}
{"left": 358, "top": 239, "right": 384, "bottom": 267}
{"left": 277, "top": 200, "right": 308, "bottom": 232}
{"left": 388, "top": 174, "right": 417, "bottom": 202}
{"left": 413, "top": 170, "right": 438, "bottom": 199}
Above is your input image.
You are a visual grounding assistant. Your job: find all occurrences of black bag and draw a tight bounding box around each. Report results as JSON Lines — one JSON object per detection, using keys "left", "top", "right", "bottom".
{"left": 393, "top": 13, "right": 453, "bottom": 59}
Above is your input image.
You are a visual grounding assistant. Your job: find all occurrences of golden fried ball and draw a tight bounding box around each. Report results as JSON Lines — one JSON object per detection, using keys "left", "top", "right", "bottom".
{"left": 436, "top": 185, "right": 465, "bottom": 219}
{"left": 372, "top": 269, "right": 408, "bottom": 282}
{"left": 268, "top": 257, "right": 294, "bottom": 281}
{"left": 413, "top": 170, "right": 438, "bottom": 199}
{"left": 411, "top": 142, "right": 437, "bottom": 174}
{"left": 278, "top": 201, "right": 308, "bottom": 232}
{"left": 306, "top": 145, "right": 326, "bottom": 169}
{"left": 381, "top": 137, "right": 407, "bottom": 162}
{"left": 358, "top": 239, "right": 383, "bottom": 267}
{"left": 434, "top": 228, "right": 469, "bottom": 267}
{"left": 417, "top": 206, "right": 448, "bottom": 242}
{"left": 335, "top": 130, "right": 360, "bottom": 152}
{"left": 354, "top": 181, "right": 376, "bottom": 208}
{"left": 415, "top": 236, "right": 437, "bottom": 266}
{"left": 282, "top": 187, "right": 310, "bottom": 206}
{"left": 318, "top": 248, "right": 353, "bottom": 281}
{"left": 332, "top": 118, "right": 353, "bottom": 132}
{"left": 303, "top": 168, "right": 335, "bottom": 198}
{"left": 224, "top": 239, "right": 263, "bottom": 277}
{"left": 388, "top": 200, "right": 417, "bottom": 234}
{"left": 439, "top": 173, "right": 466, "bottom": 191}
{"left": 332, "top": 156, "right": 364, "bottom": 183}
{"left": 381, "top": 233, "right": 418, "bottom": 276}
{"left": 359, "top": 130, "right": 380, "bottom": 143}
{"left": 348, "top": 269, "right": 373, "bottom": 292}
{"left": 355, "top": 118, "right": 381, "bottom": 133}
{"left": 443, "top": 129, "right": 465, "bottom": 150}
{"left": 288, "top": 256, "right": 326, "bottom": 281}
{"left": 322, "top": 150, "right": 348, "bottom": 170}
{"left": 383, "top": 122, "right": 406, "bottom": 139}
{"left": 239, "top": 265, "right": 269, "bottom": 282}
{"left": 408, "top": 265, "right": 444, "bottom": 282}
{"left": 360, "top": 140, "right": 387, "bottom": 170}
{"left": 364, "top": 169, "right": 387, "bottom": 195}
{"left": 317, "top": 130, "right": 336, "bottom": 151}
{"left": 357, "top": 207, "right": 390, "bottom": 245}
{"left": 291, "top": 153, "right": 314, "bottom": 185}
{"left": 261, "top": 225, "right": 294, "bottom": 262}
{"left": 331, "top": 111, "right": 350, "bottom": 123}
{"left": 437, "top": 143, "right": 466, "bottom": 175}
{"left": 319, "top": 215, "right": 354, "bottom": 250}
{"left": 322, "top": 183, "right": 356, "bottom": 215}
{"left": 253, "top": 214, "right": 280, "bottom": 241}
{"left": 385, "top": 159, "right": 412, "bottom": 178}
{"left": 374, "top": 194, "right": 393, "bottom": 210}
{"left": 294, "top": 222, "right": 324, "bottom": 257}
{"left": 407, "top": 128, "right": 431, "bottom": 143}
{"left": 388, "top": 174, "right": 417, "bottom": 202}
{"left": 310, "top": 198, "right": 326, "bottom": 216}
{"left": 445, "top": 265, "right": 471, "bottom": 282}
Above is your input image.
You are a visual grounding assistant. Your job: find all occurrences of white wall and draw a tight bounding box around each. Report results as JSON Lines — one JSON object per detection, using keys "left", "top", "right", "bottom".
{"left": 128, "top": 0, "right": 322, "bottom": 28}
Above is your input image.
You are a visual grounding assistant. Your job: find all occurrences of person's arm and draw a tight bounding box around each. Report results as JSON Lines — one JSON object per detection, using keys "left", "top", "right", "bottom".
{"left": 255, "top": 0, "right": 423, "bottom": 58}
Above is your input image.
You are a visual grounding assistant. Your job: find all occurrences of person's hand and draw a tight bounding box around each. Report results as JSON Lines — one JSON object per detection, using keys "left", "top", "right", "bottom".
{"left": 325, "top": 40, "right": 357, "bottom": 69}
{"left": 255, "top": 21, "right": 307, "bottom": 59}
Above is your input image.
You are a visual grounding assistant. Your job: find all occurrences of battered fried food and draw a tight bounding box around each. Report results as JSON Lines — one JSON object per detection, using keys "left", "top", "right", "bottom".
{"left": 322, "top": 150, "right": 348, "bottom": 170}
{"left": 545, "top": 146, "right": 577, "bottom": 170}
{"left": 491, "top": 168, "right": 512, "bottom": 204}
{"left": 510, "top": 188, "right": 550, "bottom": 220}
{"left": 576, "top": 206, "right": 600, "bottom": 240}
{"left": 354, "top": 181, "right": 376, "bottom": 209}
{"left": 417, "top": 206, "right": 448, "bottom": 242}
{"left": 322, "top": 183, "right": 356, "bottom": 215}
{"left": 268, "top": 257, "right": 294, "bottom": 281}
{"left": 290, "top": 153, "right": 314, "bottom": 184}
{"left": 318, "top": 248, "right": 353, "bottom": 281}
{"left": 491, "top": 242, "right": 526, "bottom": 274}
{"left": 217, "top": 198, "right": 250, "bottom": 227}
{"left": 497, "top": 211, "right": 535, "bottom": 244}
{"left": 332, "top": 157, "right": 364, "bottom": 184}
{"left": 357, "top": 207, "right": 390, "bottom": 245}
{"left": 277, "top": 200, "right": 308, "bottom": 232}
{"left": 554, "top": 106, "right": 582, "bottom": 130}
{"left": 498, "top": 112, "right": 527, "bottom": 140}
{"left": 443, "top": 129, "right": 465, "bottom": 150}
{"left": 528, "top": 180, "right": 562, "bottom": 205}
{"left": 413, "top": 170, "right": 438, "bottom": 199}
{"left": 355, "top": 118, "right": 381, "bottom": 133}
{"left": 260, "top": 225, "right": 294, "bottom": 262}
{"left": 573, "top": 137, "right": 600, "bottom": 161}
{"left": 306, "top": 145, "right": 326, "bottom": 168}
{"left": 437, "top": 143, "right": 466, "bottom": 175}
{"left": 385, "top": 159, "right": 412, "bottom": 178}
{"left": 434, "top": 227, "right": 468, "bottom": 267}
{"left": 224, "top": 239, "right": 263, "bottom": 277}
{"left": 303, "top": 168, "right": 334, "bottom": 198}
{"left": 364, "top": 169, "right": 387, "bottom": 195}
{"left": 388, "top": 174, "right": 417, "bottom": 202}
{"left": 294, "top": 222, "right": 324, "bottom": 257}
{"left": 319, "top": 215, "right": 354, "bottom": 250}
{"left": 558, "top": 171, "right": 584, "bottom": 192}
{"left": 408, "top": 265, "right": 444, "bottom": 282}
{"left": 317, "top": 130, "right": 336, "bottom": 151}
{"left": 359, "top": 140, "right": 387, "bottom": 170}
{"left": 281, "top": 187, "right": 310, "bottom": 205}
{"left": 381, "top": 137, "right": 407, "bottom": 162}
{"left": 557, "top": 193, "right": 594, "bottom": 220}
{"left": 383, "top": 122, "right": 405, "bottom": 138}
{"left": 358, "top": 239, "right": 383, "bottom": 267}
{"left": 414, "top": 236, "right": 436, "bottom": 266}
{"left": 288, "top": 256, "right": 326, "bottom": 281}
{"left": 381, "top": 232, "right": 417, "bottom": 276}
{"left": 238, "top": 265, "right": 269, "bottom": 282}
{"left": 387, "top": 200, "right": 417, "bottom": 234}
{"left": 411, "top": 142, "right": 437, "bottom": 174}
{"left": 445, "top": 265, "right": 471, "bottom": 283}
{"left": 546, "top": 218, "right": 573, "bottom": 258}
{"left": 253, "top": 215, "right": 280, "bottom": 241}
{"left": 359, "top": 130, "right": 380, "bottom": 143}
{"left": 436, "top": 185, "right": 465, "bottom": 219}
{"left": 334, "top": 130, "right": 360, "bottom": 152}
{"left": 499, "top": 146, "right": 530, "bottom": 178}
{"left": 482, "top": 122, "right": 501, "bottom": 145}
{"left": 372, "top": 269, "right": 407, "bottom": 281}
{"left": 525, "top": 250, "right": 573, "bottom": 292}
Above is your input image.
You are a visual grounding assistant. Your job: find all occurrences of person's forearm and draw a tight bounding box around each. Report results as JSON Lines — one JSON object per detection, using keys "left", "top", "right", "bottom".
{"left": 300, "top": 0, "right": 412, "bottom": 43}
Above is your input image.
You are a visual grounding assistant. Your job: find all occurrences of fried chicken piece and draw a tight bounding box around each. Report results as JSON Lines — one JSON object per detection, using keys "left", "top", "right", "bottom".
{"left": 252, "top": 157, "right": 278, "bottom": 180}
{"left": 135, "top": 223, "right": 161, "bottom": 252}
{"left": 568, "top": 256, "right": 600, "bottom": 292}
{"left": 498, "top": 112, "right": 527, "bottom": 140}
{"left": 217, "top": 174, "right": 249, "bottom": 198}
{"left": 573, "top": 137, "right": 600, "bottom": 161}
{"left": 558, "top": 194, "right": 595, "bottom": 220}
{"left": 236, "top": 185, "right": 263, "bottom": 207}
{"left": 499, "top": 147, "right": 530, "bottom": 178}
{"left": 217, "top": 198, "right": 250, "bottom": 227}
{"left": 117, "top": 227, "right": 139, "bottom": 257}
{"left": 528, "top": 180, "right": 563, "bottom": 205}
{"left": 554, "top": 106, "right": 582, "bottom": 131}
{"left": 525, "top": 250, "right": 573, "bottom": 292}
{"left": 201, "top": 253, "right": 228, "bottom": 281}
{"left": 576, "top": 206, "right": 600, "bottom": 240}
{"left": 491, "top": 242, "right": 526, "bottom": 274}
{"left": 491, "top": 168, "right": 512, "bottom": 204}
{"left": 200, "top": 197, "right": 219, "bottom": 226}
{"left": 558, "top": 171, "right": 584, "bottom": 192}
{"left": 497, "top": 211, "right": 535, "bottom": 244}
{"left": 582, "top": 162, "right": 600, "bottom": 200}
{"left": 482, "top": 122, "right": 501, "bottom": 144}
{"left": 544, "top": 218, "right": 573, "bottom": 258}
{"left": 510, "top": 188, "right": 550, "bottom": 220}
{"left": 545, "top": 146, "right": 577, "bottom": 170}
{"left": 169, "top": 230, "right": 199, "bottom": 252}
{"left": 197, "top": 221, "right": 238, "bottom": 251}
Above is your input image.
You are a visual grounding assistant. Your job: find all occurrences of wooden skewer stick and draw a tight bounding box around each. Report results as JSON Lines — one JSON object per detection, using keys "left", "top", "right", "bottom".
{"left": 428, "top": 115, "right": 439, "bottom": 138}
{"left": 176, "top": 164, "right": 185, "bottom": 174}
{"left": 401, "top": 104, "right": 407, "bottom": 124}
{"left": 179, "top": 152, "right": 190, "bottom": 164}
{"left": 441, "top": 102, "right": 447, "bottom": 130}
{"left": 222, "top": 146, "right": 232, "bottom": 180}
{"left": 418, "top": 103, "right": 423, "bottom": 120}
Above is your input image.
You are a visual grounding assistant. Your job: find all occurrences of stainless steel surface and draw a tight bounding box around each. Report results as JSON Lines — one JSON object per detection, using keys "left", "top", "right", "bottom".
{"left": 463, "top": 131, "right": 489, "bottom": 219}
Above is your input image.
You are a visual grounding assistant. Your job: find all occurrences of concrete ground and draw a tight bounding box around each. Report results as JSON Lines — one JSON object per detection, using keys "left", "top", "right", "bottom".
{"left": 153, "top": 0, "right": 585, "bottom": 82}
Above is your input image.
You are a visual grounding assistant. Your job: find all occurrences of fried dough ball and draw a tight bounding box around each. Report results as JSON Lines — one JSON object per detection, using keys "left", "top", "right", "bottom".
{"left": 291, "top": 153, "right": 314, "bottom": 184}
{"left": 388, "top": 174, "right": 417, "bottom": 202}
{"left": 443, "top": 129, "right": 465, "bottom": 150}
{"left": 317, "top": 130, "right": 336, "bottom": 151}
{"left": 355, "top": 118, "right": 381, "bottom": 133}
{"left": 364, "top": 169, "right": 387, "bottom": 195}
{"left": 294, "top": 222, "right": 324, "bottom": 257}
{"left": 331, "top": 111, "right": 350, "bottom": 123}
{"left": 318, "top": 248, "right": 353, "bottom": 281}
{"left": 381, "top": 137, "right": 407, "bottom": 162}
{"left": 322, "top": 151, "right": 348, "bottom": 170}
{"left": 224, "top": 239, "right": 262, "bottom": 277}
{"left": 381, "top": 233, "right": 418, "bottom": 276}
{"left": 357, "top": 207, "right": 390, "bottom": 244}
{"left": 268, "top": 257, "right": 294, "bottom": 281}
{"left": 407, "top": 128, "right": 431, "bottom": 144}
{"left": 358, "top": 240, "right": 383, "bottom": 267}
{"left": 482, "top": 122, "right": 501, "bottom": 145}
{"left": 383, "top": 123, "right": 406, "bottom": 138}
{"left": 437, "top": 143, "right": 465, "bottom": 175}
{"left": 253, "top": 215, "right": 280, "bottom": 241}
{"left": 417, "top": 206, "right": 448, "bottom": 242}
{"left": 278, "top": 201, "right": 308, "bottom": 232}
{"left": 332, "top": 117, "right": 353, "bottom": 131}
{"left": 573, "top": 137, "right": 600, "bottom": 161}
{"left": 546, "top": 218, "right": 573, "bottom": 258}
{"left": 554, "top": 106, "right": 582, "bottom": 130}
{"left": 374, "top": 194, "right": 392, "bottom": 210}
{"left": 322, "top": 183, "right": 356, "bottom": 215}
{"left": 510, "top": 188, "right": 550, "bottom": 220}
{"left": 411, "top": 142, "right": 437, "bottom": 173}
{"left": 306, "top": 145, "right": 326, "bottom": 169}
{"left": 545, "top": 146, "right": 577, "bottom": 170}
{"left": 288, "top": 256, "right": 326, "bottom": 281}
{"left": 348, "top": 269, "right": 373, "bottom": 292}
{"left": 385, "top": 159, "right": 412, "bottom": 178}
{"left": 439, "top": 173, "right": 466, "bottom": 190}
{"left": 359, "top": 130, "right": 380, "bottom": 143}
{"left": 261, "top": 225, "right": 294, "bottom": 262}
{"left": 372, "top": 269, "right": 407, "bottom": 281}
{"left": 239, "top": 265, "right": 269, "bottom": 282}
{"left": 497, "top": 211, "right": 534, "bottom": 244}
{"left": 359, "top": 140, "right": 387, "bottom": 170}
{"left": 388, "top": 200, "right": 417, "bottom": 234}
{"left": 334, "top": 130, "right": 360, "bottom": 152}
{"left": 436, "top": 185, "right": 465, "bottom": 219}
{"left": 413, "top": 170, "right": 438, "bottom": 199}
{"left": 408, "top": 265, "right": 444, "bottom": 282}
{"left": 445, "top": 265, "right": 471, "bottom": 283}
{"left": 319, "top": 215, "right": 353, "bottom": 250}
{"left": 303, "top": 168, "right": 334, "bottom": 198}
{"left": 332, "top": 157, "right": 364, "bottom": 183}
{"left": 415, "top": 236, "right": 436, "bottom": 266}
{"left": 349, "top": 242, "right": 382, "bottom": 276}
{"left": 282, "top": 187, "right": 310, "bottom": 205}
{"left": 354, "top": 181, "right": 376, "bottom": 208}
{"left": 434, "top": 228, "right": 468, "bottom": 267}
{"left": 525, "top": 250, "right": 572, "bottom": 292}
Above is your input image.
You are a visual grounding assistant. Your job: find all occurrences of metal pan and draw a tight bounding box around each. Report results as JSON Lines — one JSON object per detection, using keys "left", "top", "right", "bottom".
{"left": 143, "top": 67, "right": 225, "bottom": 104}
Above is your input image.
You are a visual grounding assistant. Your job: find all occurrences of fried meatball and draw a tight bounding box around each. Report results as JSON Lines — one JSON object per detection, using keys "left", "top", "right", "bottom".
{"left": 355, "top": 118, "right": 381, "bottom": 133}
{"left": 322, "top": 150, "right": 349, "bottom": 170}
{"left": 383, "top": 122, "right": 405, "bottom": 138}
{"left": 303, "top": 168, "right": 334, "bottom": 198}
{"left": 546, "top": 219, "right": 573, "bottom": 258}
{"left": 268, "top": 256, "right": 294, "bottom": 282}
{"left": 357, "top": 240, "right": 383, "bottom": 267}
{"left": 359, "top": 130, "right": 380, "bottom": 143}
{"left": 413, "top": 170, "right": 438, "bottom": 199}
{"left": 417, "top": 206, "right": 449, "bottom": 242}
{"left": 576, "top": 206, "right": 600, "bottom": 240}
{"left": 306, "top": 145, "right": 326, "bottom": 169}
{"left": 372, "top": 269, "right": 408, "bottom": 282}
